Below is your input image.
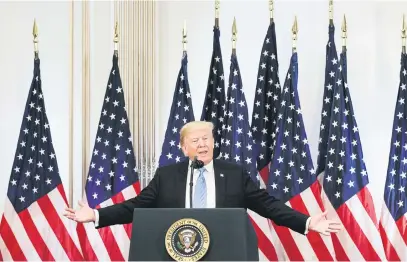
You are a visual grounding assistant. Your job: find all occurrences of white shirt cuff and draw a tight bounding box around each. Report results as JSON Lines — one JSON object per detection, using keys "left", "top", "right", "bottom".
{"left": 94, "top": 209, "right": 99, "bottom": 227}
{"left": 304, "top": 217, "right": 311, "bottom": 234}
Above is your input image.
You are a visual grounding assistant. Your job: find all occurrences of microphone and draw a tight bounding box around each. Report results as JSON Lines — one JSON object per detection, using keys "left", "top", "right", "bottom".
{"left": 189, "top": 156, "right": 204, "bottom": 208}
{"left": 190, "top": 156, "right": 204, "bottom": 169}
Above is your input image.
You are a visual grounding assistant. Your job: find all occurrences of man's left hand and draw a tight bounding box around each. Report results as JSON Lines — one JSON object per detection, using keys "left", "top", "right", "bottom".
{"left": 309, "top": 211, "right": 343, "bottom": 236}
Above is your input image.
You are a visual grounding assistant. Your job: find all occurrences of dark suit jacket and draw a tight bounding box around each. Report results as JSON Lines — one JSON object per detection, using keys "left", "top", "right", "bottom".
{"left": 97, "top": 159, "right": 309, "bottom": 234}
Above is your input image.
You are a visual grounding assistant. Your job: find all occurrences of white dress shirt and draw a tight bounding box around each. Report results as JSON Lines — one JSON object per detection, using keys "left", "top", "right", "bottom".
{"left": 185, "top": 160, "right": 216, "bottom": 208}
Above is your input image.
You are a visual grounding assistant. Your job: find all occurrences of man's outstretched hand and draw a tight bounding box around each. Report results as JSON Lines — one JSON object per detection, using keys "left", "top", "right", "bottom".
{"left": 64, "top": 201, "right": 95, "bottom": 223}
{"left": 309, "top": 211, "right": 343, "bottom": 236}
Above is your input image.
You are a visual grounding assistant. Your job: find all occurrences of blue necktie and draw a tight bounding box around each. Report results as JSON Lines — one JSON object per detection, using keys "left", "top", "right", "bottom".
{"left": 193, "top": 167, "right": 207, "bottom": 208}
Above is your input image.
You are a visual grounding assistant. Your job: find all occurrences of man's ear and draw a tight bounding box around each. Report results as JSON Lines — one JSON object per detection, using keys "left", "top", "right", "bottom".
{"left": 181, "top": 144, "right": 188, "bottom": 156}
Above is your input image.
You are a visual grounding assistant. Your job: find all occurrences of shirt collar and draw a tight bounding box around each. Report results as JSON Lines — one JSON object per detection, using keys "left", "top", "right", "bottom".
{"left": 188, "top": 159, "right": 214, "bottom": 171}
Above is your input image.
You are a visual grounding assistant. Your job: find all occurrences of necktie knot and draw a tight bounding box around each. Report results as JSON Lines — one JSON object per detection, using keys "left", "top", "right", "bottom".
{"left": 198, "top": 167, "right": 206, "bottom": 176}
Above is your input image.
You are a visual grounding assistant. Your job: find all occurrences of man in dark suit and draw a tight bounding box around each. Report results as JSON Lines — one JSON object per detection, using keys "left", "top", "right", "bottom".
{"left": 64, "top": 121, "right": 342, "bottom": 236}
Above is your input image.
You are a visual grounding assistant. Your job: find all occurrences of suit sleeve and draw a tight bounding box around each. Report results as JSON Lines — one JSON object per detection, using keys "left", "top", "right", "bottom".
{"left": 242, "top": 168, "right": 309, "bottom": 234}
{"left": 95, "top": 168, "right": 161, "bottom": 228}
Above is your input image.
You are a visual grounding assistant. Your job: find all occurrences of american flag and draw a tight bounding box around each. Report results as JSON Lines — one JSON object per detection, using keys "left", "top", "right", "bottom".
{"left": 320, "top": 49, "right": 385, "bottom": 260}
{"left": 267, "top": 52, "right": 335, "bottom": 260}
{"left": 76, "top": 53, "right": 141, "bottom": 261}
{"left": 158, "top": 52, "right": 195, "bottom": 167}
{"left": 200, "top": 26, "right": 226, "bottom": 159}
{"left": 218, "top": 52, "right": 279, "bottom": 261}
{"left": 316, "top": 23, "right": 339, "bottom": 178}
{"left": 251, "top": 21, "right": 282, "bottom": 186}
{"left": 0, "top": 58, "right": 83, "bottom": 260}
{"left": 379, "top": 52, "right": 407, "bottom": 260}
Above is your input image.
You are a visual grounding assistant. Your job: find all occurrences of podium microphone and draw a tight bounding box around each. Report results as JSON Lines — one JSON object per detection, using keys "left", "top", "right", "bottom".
{"left": 189, "top": 156, "right": 204, "bottom": 208}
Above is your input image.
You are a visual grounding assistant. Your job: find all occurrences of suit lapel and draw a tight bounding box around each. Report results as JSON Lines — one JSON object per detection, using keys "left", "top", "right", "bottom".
{"left": 177, "top": 160, "right": 189, "bottom": 208}
{"left": 213, "top": 160, "right": 226, "bottom": 207}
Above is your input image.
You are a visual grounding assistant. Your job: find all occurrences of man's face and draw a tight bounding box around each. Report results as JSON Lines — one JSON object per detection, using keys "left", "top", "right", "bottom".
{"left": 182, "top": 127, "right": 214, "bottom": 165}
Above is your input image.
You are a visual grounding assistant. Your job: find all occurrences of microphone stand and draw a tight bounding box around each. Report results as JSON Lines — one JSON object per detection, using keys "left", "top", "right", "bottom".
{"left": 189, "top": 161, "right": 195, "bottom": 209}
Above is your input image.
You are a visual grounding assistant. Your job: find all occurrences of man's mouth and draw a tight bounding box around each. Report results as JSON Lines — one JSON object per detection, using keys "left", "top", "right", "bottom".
{"left": 198, "top": 151, "right": 208, "bottom": 156}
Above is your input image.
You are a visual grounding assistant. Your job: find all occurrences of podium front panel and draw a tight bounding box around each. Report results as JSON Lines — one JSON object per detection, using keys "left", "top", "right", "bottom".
{"left": 128, "top": 208, "right": 258, "bottom": 261}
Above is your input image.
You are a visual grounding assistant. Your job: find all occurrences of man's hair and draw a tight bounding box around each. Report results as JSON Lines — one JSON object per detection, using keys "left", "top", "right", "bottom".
{"left": 180, "top": 121, "right": 214, "bottom": 147}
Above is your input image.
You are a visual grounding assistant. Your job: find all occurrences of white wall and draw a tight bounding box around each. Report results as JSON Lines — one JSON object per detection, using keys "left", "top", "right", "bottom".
{"left": 0, "top": 0, "right": 406, "bottom": 222}
{"left": 0, "top": 1, "right": 115, "bottom": 213}
{"left": 157, "top": 0, "right": 407, "bottom": 219}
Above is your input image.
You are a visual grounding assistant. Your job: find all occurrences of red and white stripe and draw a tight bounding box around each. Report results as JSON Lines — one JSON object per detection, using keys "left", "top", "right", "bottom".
{"left": 268, "top": 180, "right": 336, "bottom": 261}
{"left": 77, "top": 181, "right": 140, "bottom": 261}
{"left": 0, "top": 184, "right": 84, "bottom": 261}
{"left": 255, "top": 165, "right": 335, "bottom": 261}
{"left": 320, "top": 183, "right": 386, "bottom": 261}
{"left": 379, "top": 202, "right": 407, "bottom": 261}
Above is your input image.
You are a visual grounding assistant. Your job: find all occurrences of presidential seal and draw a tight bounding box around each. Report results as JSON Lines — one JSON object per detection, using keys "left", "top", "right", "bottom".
{"left": 165, "top": 218, "right": 210, "bottom": 261}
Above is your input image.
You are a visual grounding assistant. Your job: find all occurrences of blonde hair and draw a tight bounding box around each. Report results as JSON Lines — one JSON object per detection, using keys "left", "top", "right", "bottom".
{"left": 180, "top": 121, "right": 214, "bottom": 147}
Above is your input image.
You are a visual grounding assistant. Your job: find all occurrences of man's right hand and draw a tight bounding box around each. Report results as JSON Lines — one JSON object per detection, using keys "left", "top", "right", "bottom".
{"left": 63, "top": 200, "right": 96, "bottom": 223}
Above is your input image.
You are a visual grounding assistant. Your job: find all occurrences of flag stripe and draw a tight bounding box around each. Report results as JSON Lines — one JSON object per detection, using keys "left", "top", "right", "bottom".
{"left": 0, "top": 216, "right": 27, "bottom": 261}
{"left": 3, "top": 199, "right": 42, "bottom": 260}
{"left": 18, "top": 205, "right": 54, "bottom": 260}
{"left": 95, "top": 203, "right": 126, "bottom": 261}
{"left": 266, "top": 219, "right": 288, "bottom": 260}
{"left": 285, "top": 201, "right": 320, "bottom": 261}
{"left": 302, "top": 186, "right": 335, "bottom": 255}
{"left": 272, "top": 222, "right": 304, "bottom": 260}
{"left": 28, "top": 201, "right": 70, "bottom": 260}
{"left": 36, "top": 193, "right": 83, "bottom": 260}
{"left": 395, "top": 214, "right": 407, "bottom": 246}
{"left": 77, "top": 223, "right": 99, "bottom": 261}
{"left": 132, "top": 181, "right": 141, "bottom": 195}
{"left": 111, "top": 191, "right": 132, "bottom": 239}
{"left": 99, "top": 199, "right": 130, "bottom": 259}
{"left": 350, "top": 189, "right": 385, "bottom": 259}
{"left": 0, "top": 236, "right": 10, "bottom": 261}
{"left": 311, "top": 181, "right": 325, "bottom": 210}
{"left": 248, "top": 210, "right": 285, "bottom": 260}
{"left": 379, "top": 203, "right": 406, "bottom": 260}
{"left": 379, "top": 222, "right": 400, "bottom": 261}
{"left": 97, "top": 226, "right": 125, "bottom": 260}
{"left": 248, "top": 215, "right": 278, "bottom": 261}
{"left": 57, "top": 183, "right": 69, "bottom": 205}
{"left": 379, "top": 213, "right": 403, "bottom": 261}
{"left": 258, "top": 166, "right": 269, "bottom": 185}
{"left": 289, "top": 192, "right": 334, "bottom": 260}
{"left": 356, "top": 186, "right": 378, "bottom": 225}
{"left": 337, "top": 201, "right": 381, "bottom": 260}
{"left": 321, "top": 188, "right": 365, "bottom": 260}
{"left": 48, "top": 186, "right": 83, "bottom": 255}
{"left": 330, "top": 233, "right": 350, "bottom": 261}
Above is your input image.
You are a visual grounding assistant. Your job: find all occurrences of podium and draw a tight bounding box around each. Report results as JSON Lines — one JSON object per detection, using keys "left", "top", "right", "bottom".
{"left": 128, "top": 208, "right": 259, "bottom": 261}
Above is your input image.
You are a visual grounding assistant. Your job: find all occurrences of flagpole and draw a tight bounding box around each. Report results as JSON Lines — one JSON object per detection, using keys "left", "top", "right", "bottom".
{"left": 232, "top": 17, "right": 237, "bottom": 55}
{"left": 342, "top": 14, "right": 347, "bottom": 52}
{"left": 114, "top": 21, "right": 119, "bottom": 56}
{"left": 215, "top": 0, "right": 219, "bottom": 28}
{"left": 329, "top": 0, "right": 333, "bottom": 25}
{"left": 269, "top": 0, "right": 274, "bottom": 23}
{"left": 402, "top": 14, "right": 406, "bottom": 54}
{"left": 33, "top": 19, "right": 39, "bottom": 59}
{"left": 182, "top": 20, "right": 187, "bottom": 53}
{"left": 292, "top": 16, "right": 298, "bottom": 53}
